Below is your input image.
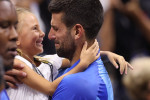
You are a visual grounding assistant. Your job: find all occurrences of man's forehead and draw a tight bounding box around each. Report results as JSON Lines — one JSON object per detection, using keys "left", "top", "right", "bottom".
{"left": 51, "top": 16, "right": 66, "bottom": 29}
{"left": 0, "top": 0, "right": 11, "bottom": 9}
{"left": 51, "top": 12, "right": 64, "bottom": 22}
{"left": 0, "top": 1, "right": 17, "bottom": 22}
{"left": 51, "top": 17, "right": 60, "bottom": 26}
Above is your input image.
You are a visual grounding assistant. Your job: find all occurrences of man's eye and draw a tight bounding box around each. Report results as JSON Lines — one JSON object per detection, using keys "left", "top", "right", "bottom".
{"left": 14, "top": 22, "right": 18, "bottom": 30}
{"left": 0, "top": 22, "right": 10, "bottom": 28}
{"left": 14, "top": 25, "right": 17, "bottom": 30}
{"left": 53, "top": 27, "right": 58, "bottom": 31}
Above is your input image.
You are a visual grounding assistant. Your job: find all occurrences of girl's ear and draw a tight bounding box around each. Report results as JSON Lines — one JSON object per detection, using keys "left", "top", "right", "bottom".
{"left": 74, "top": 24, "right": 85, "bottom": 40}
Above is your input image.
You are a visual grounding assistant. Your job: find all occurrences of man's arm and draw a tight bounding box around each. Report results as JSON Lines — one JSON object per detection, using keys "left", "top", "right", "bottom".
{"left": 124, "top": 1, "right": 150, "bottom": 42}
{"left": 111, "top": 0, "right": 150, "bottom": 42}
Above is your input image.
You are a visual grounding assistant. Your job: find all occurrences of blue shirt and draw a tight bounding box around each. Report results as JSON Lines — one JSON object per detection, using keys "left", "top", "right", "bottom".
{"left": 52, "top": 57, "right": 113, "bottom": 100}
{"left": 0, "top": 89, "right": 9, "bottom": 100}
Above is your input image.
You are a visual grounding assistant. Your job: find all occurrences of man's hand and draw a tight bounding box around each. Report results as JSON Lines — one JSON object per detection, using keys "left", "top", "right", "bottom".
{"left": 4, "top": 62, "right": 27, "bottom": 88}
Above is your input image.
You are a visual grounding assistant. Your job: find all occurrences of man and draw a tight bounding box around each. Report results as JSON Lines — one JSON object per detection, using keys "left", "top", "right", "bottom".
{"left": 0, "top": 0, "right": 18, "bottom": 72}
{"left": 123, "top": 57, "right": 150, "bottom": 100}
{"left": 0, "top": 56, "right": 4, "bottom": 92}
{"left": 0, "top": 0, "right": 26, "bottom": 99}
{"left": 48, "top": 0, "right": 113, "bottom": 99}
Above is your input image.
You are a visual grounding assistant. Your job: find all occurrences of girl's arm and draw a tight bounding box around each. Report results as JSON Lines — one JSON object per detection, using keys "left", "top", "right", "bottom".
{"left": 60, "top": 58, "right": 70, "bottom": 68}
{"left": 14, "top": 40, "right": 100, "bottom": 96}
{"left": 100, "top": 51, "right": 133, "bottom": 74}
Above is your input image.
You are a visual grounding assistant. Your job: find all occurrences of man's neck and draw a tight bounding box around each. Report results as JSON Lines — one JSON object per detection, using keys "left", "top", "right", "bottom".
{"left": 70, "top": 47, "right": 81, "bottom": 66}
{"left": 70, "top": 39, "right": 95, "bottom": 66}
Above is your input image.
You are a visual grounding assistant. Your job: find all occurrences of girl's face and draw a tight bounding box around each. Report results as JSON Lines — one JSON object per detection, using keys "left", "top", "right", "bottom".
{"left": 17, "top": 13, "right": 45, "bottom": 56}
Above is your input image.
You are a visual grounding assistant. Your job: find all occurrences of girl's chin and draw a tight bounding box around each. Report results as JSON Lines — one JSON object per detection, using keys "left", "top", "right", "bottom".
{"left": 34, "top": 48, "right": 43, "bottom": 55}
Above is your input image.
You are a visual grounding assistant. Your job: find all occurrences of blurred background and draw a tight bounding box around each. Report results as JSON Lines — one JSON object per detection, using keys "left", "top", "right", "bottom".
{"left": 10, "top": 0, "right": 150, "bottom": 100}
{"left": 99, "top": 0, "right": 150, "bottom": 100}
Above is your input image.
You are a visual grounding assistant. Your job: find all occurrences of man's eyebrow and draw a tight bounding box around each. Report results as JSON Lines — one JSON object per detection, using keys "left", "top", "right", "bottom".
{"left": 0, "top": 20, "right": 18, "bottom": 24}
{"left": 0, "top": 21, "right": 6, "bottom": 23}
{"left": 0, "top": 21, "right": 10, "bottom": 26}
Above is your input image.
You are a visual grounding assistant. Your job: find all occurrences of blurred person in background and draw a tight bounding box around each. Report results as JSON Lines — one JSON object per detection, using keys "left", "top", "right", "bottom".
{"left": 123, "top": 57, "right": 150, "bottom": 100}
{"left": 98, "top": 0, "right": 150, "bottom": 99}
{"left": 99, "top": 0, "right": 150, "bottom": 61}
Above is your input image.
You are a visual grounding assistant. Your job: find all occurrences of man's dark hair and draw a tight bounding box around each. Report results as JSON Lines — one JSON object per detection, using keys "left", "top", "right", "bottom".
{"left": 48, "top": 0, "right": 103, "bottom": 40}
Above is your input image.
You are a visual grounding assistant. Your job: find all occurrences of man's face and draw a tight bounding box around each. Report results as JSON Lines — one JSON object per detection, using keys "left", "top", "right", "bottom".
{"left": 48, "top": 12, "right": 76, "bottom": 60}
{"left": 0, "top": 1, "right": 18, "bottom": 71}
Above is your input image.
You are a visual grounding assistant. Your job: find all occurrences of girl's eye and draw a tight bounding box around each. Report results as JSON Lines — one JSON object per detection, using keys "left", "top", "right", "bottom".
{"left": 33, "top": 26, "right": 37, "bottom": 30}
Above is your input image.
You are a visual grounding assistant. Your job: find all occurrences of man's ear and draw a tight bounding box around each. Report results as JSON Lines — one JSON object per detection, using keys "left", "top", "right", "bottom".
{"left": 73, "top": 24, "right": 84, "bottom": 40}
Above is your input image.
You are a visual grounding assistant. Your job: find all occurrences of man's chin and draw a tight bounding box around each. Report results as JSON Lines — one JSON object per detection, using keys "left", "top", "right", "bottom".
{"left": 4, "top": 65, "right": 13, "bottom": 72}
{"left": 56, "top": 50, "right": 73, "bottom": 60}
{"left": 56, "top": 49, "right": 68, "bottom": 58}
{"left": 56, "top": 51, "right": 64, "bottom": 58}
{"left": 3, "top": 60, "right": 13, "bottom": 72}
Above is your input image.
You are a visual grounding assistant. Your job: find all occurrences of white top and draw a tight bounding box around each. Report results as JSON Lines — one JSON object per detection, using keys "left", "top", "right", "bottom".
{"left": 7, "top": 54, "right": 62, "bottom": 100}
{"left": 100, "top": 0, "right": 110, "bottom": 13}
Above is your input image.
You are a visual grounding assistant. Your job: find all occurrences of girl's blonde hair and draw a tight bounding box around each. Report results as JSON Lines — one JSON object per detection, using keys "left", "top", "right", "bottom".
{"left": 15, "top": 7, "right": 32, "bottom": 33}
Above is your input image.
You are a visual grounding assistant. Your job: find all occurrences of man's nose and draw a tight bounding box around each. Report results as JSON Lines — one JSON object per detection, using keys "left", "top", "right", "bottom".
{"left": 48, "top": 29, "right": 56, "bottom": 40}
{"left": 9, "top": 26, "right": 18, "bottom": 42}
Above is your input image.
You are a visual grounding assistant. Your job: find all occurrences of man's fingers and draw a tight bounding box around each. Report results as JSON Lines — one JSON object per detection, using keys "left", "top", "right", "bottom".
{"left": 4, "top": 69, "right": 25, "bottom": 89}
{"left": 6, "top": 82, "right": 17, "bottom": 89}
{"left": 4, "top": 75, "right": 20, "bottom": 84}
{"left": 13, "top": 62, "right": 25, "bottom": 69}
{"left": 5, "top": 69, "right": 27, "bottom": 78}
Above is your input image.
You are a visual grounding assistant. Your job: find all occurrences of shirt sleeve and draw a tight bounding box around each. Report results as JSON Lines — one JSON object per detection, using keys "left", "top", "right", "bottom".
{"left": 43, "top": 54, "right": 63, "bottom": 69}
